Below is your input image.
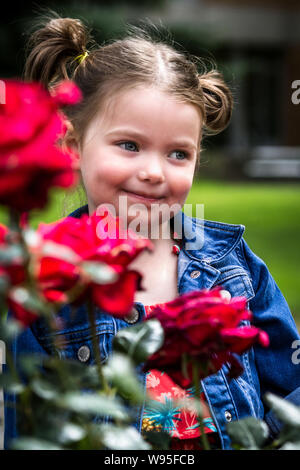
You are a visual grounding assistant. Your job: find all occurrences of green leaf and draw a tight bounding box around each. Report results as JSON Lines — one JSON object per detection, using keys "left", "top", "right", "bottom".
{"left": 278, "top": 425, "right": 300, "bottom": 446}
{"left": 97, "top": 424, "right": 151, "bottom": 450}
{"left": 30, "top": 377, "right": 60, "bottom": 401}
{"left": 18, "top": 354, "right": 43, "bottom": 377}
{"left": 41, "top": 356, "right": 100, "bottom": 389}
{"left": 174, "top": 397, "right": 204, "bottom": 419}
{"left": 9, "top": 287, "right": 45, "bottom": 316}
{"left": 103, "top": 353, "right": 144, "bottom": 404}
{"left": 280, "top": 441, "right": 300, "bottom": 450}
{"left": 0, "top": 372, "right": 25, "bottom": 394}
{"left": 113, "top": 318, "right": 164, "bottom": 364}
{"left": 39, "top": 240, "right": 80, "bottom": 265}
{"left": 227, "top": 417, "right": 269, "bottom": 449}
{"left": 55, "top": 392, "right": 129, "bottom": 421}
{"left": 264, "top": 393, "right": 300, "bottom": 428}
{"left": 142, "top": 430, "right": 171, "bottom": 450}
{"left": 0, "top": 244, "right": 26, "bottom": 266}
{"left": 56, "top": 422, "right": 87, "bottom": 444}
{"left": 0, "top": 273, "right": 9, "bottom": 295}
{"left": 0, "top": 315, "right": 23, "bottom": 341}
{"left": 81, "top": 261, "right": 118, "bottom": 284}
{"left": 10, "top": 437, "right": 63, "bottom": 450}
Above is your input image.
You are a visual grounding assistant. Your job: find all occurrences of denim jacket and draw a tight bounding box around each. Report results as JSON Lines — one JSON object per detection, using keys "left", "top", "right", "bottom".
{"left": 4, "top": 205, "right": 300, "bottom": 450}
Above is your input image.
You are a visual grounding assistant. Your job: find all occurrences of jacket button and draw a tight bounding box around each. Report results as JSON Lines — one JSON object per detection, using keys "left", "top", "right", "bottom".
{"left": 124, "top": 307, "right": 139, "bottom": 324}
{"left": 190, "top": 270, "right": 200, "bottom": 279}
{"left": 77, "top": 345, "right": 91, "bottom": 363}
{"left": 220, "top": 290, "right": 232, "bottom": 301}
{"left": 224, "top": 410, "right": 232, "bottom": 422}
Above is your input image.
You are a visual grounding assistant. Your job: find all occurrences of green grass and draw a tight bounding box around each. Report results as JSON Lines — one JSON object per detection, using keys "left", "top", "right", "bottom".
{"left": 186, "top": 179, "right": 300, "bottom": 323}
{"left": 0, "top": 188, "right": 82, "bottom": 227}
{"left": 1, "top": 180, "right": 300, "bottom": 323}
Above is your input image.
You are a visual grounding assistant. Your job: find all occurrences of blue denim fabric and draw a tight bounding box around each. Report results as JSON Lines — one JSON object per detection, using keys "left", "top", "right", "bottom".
{"left": 4, "top": 205, "right": 300, "bottom": 449}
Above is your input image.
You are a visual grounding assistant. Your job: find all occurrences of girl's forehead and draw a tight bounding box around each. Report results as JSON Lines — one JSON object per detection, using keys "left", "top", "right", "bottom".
{"left": 94, "top": 86, "right": 202, "bottom": 137}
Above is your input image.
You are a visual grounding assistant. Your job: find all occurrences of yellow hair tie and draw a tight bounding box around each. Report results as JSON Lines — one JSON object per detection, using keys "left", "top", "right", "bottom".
{"left": 74, "top": 51, "right": 89, "bottom": 64}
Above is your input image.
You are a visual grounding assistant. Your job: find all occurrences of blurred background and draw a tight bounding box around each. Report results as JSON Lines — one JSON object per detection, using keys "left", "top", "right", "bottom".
{"left": 0, "top": 0, "right": 299, "bottom": 315}
{"left": 0, "top": 0, "right": 300, "bottom": 450}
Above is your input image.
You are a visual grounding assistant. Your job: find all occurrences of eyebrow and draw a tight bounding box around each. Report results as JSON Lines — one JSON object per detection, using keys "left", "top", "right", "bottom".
{"left": 106, "top": 127, "right": 198, "bottom": 151}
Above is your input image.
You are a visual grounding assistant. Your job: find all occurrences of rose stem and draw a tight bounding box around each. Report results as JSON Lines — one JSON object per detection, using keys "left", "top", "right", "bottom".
{"left": 192, "top": 361, "right": 211, "bottom": 451}
{"left": 86, "top": 297, "right": 110, "bottom": 394}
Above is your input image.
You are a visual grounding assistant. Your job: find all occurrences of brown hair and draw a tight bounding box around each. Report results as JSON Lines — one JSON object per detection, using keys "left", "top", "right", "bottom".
{"left": 24, "top": 14, "right": 233, "bottom": 144}
{"left": 24, "top": 15, "right": 233, "bottom": 214}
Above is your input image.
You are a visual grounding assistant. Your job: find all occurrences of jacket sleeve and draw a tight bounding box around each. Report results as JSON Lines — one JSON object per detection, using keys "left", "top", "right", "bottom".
{"left": 240, "top": 238, "right": 300, "bottom": 436}
{"left": 3, "top": 313, "right": 48, "bottom": 449}
{"left": 264, "top": 387, "right": 300, "bottom": 440}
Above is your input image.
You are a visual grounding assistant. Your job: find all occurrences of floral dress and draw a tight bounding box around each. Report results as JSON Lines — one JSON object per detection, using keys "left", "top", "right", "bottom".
{"left": 142, "top": 304, "right": 219, "bottom": 450}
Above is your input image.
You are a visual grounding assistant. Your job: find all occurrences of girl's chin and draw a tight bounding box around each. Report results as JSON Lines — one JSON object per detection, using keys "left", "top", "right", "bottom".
{"left": 93, "top": 196, "right": 180, "bottom": 237}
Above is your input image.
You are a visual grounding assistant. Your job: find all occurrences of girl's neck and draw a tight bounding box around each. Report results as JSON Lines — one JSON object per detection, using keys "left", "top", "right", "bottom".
{"left": 130, "top": 236, "right": 179, "bottom": 305}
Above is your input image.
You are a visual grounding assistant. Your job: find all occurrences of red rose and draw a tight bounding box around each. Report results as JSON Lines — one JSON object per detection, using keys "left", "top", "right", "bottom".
{"left": 0, "top": 80, "right": 80, "bottom": 211}
{"left": 0, "top": 223, "right": 7, "bottom": 241}
{"left": 144, "top": 287, "right": 269, "bottom": 387}
{"left": 51, "top": 80, "right": 82, "bottom": 106}
{"left": 35, "top": 208, "right": 152, "bottom": 316}
{"left": 1, "top": 209, "right": 151, "bottom": 326}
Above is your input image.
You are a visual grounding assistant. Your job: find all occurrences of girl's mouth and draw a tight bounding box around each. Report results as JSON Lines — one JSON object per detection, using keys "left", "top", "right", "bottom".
{"left": 121, "top": 189, "right": 165, "bottom": 203}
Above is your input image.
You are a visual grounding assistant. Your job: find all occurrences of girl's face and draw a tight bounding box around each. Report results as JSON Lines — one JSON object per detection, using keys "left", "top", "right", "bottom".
{"left": 77, "top": 86, "right": 202, "bottom": 232}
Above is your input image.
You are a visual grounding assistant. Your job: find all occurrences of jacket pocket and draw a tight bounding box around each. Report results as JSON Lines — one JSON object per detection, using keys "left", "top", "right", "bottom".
{"left": 213, "top": 266, "right": 255, "bottom": 302}
{"left": 36, "top": 323, "right": 115, "bottom": 365}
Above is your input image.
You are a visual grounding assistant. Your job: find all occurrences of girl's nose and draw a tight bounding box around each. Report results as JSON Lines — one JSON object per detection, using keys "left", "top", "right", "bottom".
{"left": 138, "top": 157, "right": 165, "bottom": 184}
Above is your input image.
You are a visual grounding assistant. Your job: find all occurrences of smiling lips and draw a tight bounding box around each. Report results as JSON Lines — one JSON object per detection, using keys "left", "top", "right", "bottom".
{"left": 122, "top": 189, "right": 165, "bottom": 202}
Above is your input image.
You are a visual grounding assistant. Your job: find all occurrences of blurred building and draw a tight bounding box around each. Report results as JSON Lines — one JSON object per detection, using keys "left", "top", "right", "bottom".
{"left": 148, "top": 0, "right": 300, "bottom": 178}
{"left": 1, "top": 0, "right": 300, "bottom": 178}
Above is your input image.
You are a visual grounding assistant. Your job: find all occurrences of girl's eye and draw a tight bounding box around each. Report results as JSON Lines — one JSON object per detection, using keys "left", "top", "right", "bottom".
{"left": 118, "top": 141, "right": 139, "bottom": 152}
{"left": 169, "top": 150, "right": 188, "bottom": 160}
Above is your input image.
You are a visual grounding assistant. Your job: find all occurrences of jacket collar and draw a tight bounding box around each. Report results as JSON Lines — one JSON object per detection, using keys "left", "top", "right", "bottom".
{"left": 68, "top": 204, "right": 89, "bottom": 219}
{"left": 68, "top": 205, "right": 245, "bottom": 265}
{"left": 177, "top": 211, "right": 245, "bottom": 264}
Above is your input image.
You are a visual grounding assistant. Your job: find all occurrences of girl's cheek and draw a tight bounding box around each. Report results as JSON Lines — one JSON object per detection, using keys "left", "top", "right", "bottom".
{"left": 175, "top": 174, "right": 194, "bottom": 193}
{"left": 99, "top": 159, "right": 128, "bottom": 179}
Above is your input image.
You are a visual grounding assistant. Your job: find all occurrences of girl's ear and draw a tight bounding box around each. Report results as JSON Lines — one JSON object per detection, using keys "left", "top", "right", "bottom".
{"left": 62, "top": 119, "right": 81, "bottom": 170}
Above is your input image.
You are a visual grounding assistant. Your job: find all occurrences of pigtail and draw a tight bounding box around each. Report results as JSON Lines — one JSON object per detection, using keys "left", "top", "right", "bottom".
{"left": 198, "top": 70, "right": 233, "bottom": 135}
{"left": 24, "top": 14, "right": 91, "bottom": 88}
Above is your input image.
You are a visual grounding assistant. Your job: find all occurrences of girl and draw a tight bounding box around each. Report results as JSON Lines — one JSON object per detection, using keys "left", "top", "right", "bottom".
{"left": 4, "top": 15, "right": 300, "bottom": 450}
